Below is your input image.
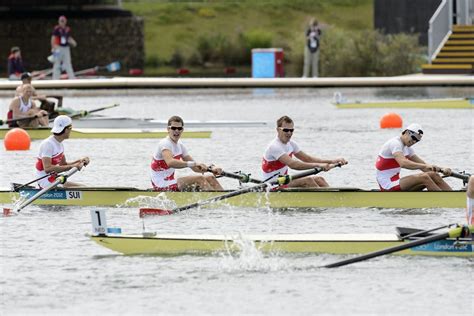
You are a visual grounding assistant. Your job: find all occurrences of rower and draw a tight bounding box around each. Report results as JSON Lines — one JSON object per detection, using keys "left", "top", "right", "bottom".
{"left": 15, "top": 72, "right": 59, "bottom": 118}
{"left": 467, "top": 176, "right": 473, "bottom": 225}
{"left": 375, "top": 123, "right": 452, "bottom": 191}
{"left": 150, "top": 115, "right": 223, "bottom": 191}
{"left": 261, "top": 115, "right": 347, "bottom": 188}
{"left": 8, "top": 84, "right": 49, "bottom": 128}
{"left": 35, "top": 115, "right": 90, "bottom": 188}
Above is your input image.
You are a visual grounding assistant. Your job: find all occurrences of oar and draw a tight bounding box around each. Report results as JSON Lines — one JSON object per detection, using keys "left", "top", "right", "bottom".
{"left": 140, "top": 165, "right": 339, "bottom": 217}
{"left": 210, "top": 167, "right": 262, "bottom": 184}
{"left": 11, "top": 172, "right": 57, "bottom": 191}
{"left": 0, "top": 112, "right": 49, "bottom": 126}
{"left": 14, "top": 167, "right": 79, "bottom": 212}
{"left": 62, "top": 61, "right": 122, "bottom": 78}
{"left": 48, "top": 103, "right": 120, "bottom": 122}
{"left": 323, "top": 225, "right": 469, "bottom": 268}
{"left": 440, "top": 169, "right": 471, "bottom": 185}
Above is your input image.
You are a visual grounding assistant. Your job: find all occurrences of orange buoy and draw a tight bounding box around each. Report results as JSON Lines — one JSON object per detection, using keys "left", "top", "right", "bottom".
{"left": 4, "top": 128, "right": 31, "bottom": 150}
{"left": 380, "top": 112, "right": 403, "bottom": 129}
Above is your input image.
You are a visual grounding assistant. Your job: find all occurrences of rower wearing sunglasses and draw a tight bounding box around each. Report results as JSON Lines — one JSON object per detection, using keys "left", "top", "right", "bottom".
{"left": 376, "top": 123, "right": 452, "bottom": 191}
{"left": 150, "top": 115, "right": 223, "bottom": 191}
{"left": 261, "top": 115, "right": 347, "bottom": 188}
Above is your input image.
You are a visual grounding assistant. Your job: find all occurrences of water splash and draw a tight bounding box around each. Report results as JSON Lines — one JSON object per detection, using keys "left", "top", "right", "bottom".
{"left": 119, "top": 193, "right": 177, "bottom": 209}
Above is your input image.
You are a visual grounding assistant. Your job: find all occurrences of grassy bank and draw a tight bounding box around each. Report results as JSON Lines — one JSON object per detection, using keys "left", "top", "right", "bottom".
{"left": 123, "top": 1, "right": 421, "bottom": 77}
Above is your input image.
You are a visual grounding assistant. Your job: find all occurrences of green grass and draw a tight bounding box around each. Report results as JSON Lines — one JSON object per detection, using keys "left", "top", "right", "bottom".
{"left": 123, "top": 0, "right": 373, "bottom": 75}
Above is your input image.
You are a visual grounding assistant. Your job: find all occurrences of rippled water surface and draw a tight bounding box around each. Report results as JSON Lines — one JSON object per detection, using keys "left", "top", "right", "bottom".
{"left": 1, "top": 87, "right": 473, "bottom": 315}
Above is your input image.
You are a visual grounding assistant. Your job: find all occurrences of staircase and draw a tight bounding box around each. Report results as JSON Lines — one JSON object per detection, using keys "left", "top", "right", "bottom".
{"left": 422, "top": 25, "right": 474, "bottom": 74}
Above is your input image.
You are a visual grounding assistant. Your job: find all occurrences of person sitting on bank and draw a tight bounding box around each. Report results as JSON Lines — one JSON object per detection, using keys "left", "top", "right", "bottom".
{"left": 15, "top": 72, "right": 58, "bottom": 115}
{"left": 8, "top": 84, "right": 49, "bottom": 128}
{"left": 262, "top": 115, "right": 347, "bottom": 188}
{"left": 7, "top": 46, "right": 26, "bottom": 80}
{"left": 150, "top": 115, "right": 223, "bottom": 191}
{"left": 375, "top": 123, "right": 452, "bottom": 191}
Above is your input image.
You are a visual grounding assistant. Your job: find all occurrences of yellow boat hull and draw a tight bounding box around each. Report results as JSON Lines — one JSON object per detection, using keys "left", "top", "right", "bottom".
{"left": 90, "top": 233, "right": 473, "bottom": 257}
{"left": 0, "top": 188, "right": 466, "bottom": 209}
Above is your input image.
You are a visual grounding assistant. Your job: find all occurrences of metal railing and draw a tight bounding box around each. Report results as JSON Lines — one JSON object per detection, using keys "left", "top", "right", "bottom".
{"left": 456, "top": 0, "right": 474, "bottom": 24}
{"left": 428, "top": 0, "right": 453, "bottom": 61}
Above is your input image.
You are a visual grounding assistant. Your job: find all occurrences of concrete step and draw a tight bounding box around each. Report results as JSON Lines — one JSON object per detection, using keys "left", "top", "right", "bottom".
{"left": 453, "top": 25, "right": 474, "bottom": 32}
{"left": 445, "top": 40, "right": 474, "bottom": 46}
{"left": 440, "top": 46, "right": 474, "bottom": 52}
{"left": 422, "top": 63, "right": 473, "bottom": 74}
{"left": 433, "top": 58, "right": 474, "bottom": 64}
{"left": 437, "top": 52, "right": 474, "bottom": 57}
{"left": 450, "top": 34, "right": 474, "bottom": 39}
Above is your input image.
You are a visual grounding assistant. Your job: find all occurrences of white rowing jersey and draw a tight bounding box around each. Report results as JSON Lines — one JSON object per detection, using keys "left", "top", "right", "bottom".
{"left": 150, "top": 136, "right": 189, "bottom": 190}
{"left": 262, "top": 137, "right": 300, "bottom": 181}
{"left": 36, "top": 135, "right": 64, "bottom": 188}
{"left": 19, "top": 96, "right": 32, "bottom": 113}
{"left": 375, "top": 136, "right": 414, "bottom": 190}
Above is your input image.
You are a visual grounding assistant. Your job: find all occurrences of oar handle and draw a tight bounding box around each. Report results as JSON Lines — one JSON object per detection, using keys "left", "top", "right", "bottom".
{"left": 1, "top": 112, "right": 48, "bottom": 126}
{"left": 448, "top": 170, "right": 471, "bottom": 182}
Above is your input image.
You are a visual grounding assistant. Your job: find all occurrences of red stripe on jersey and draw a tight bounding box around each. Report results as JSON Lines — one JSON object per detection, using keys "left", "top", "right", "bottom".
{"left": 151, "top": 154, "right": 182, "bottom": 171}
{"left": 375, "top": 155, "right": 399, "bottom": 170}
{"left": 262, "top": 152, "right": 293, "bottom": 173}
{"left": 36, "top": 153, "right": 64, "bottom": 171}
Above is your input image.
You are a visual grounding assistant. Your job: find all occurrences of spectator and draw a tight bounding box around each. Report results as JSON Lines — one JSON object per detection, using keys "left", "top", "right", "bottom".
{"left": 51, "top": 15, "right": 77, "bottom": 80}
{"left": 7, "top": 46, "right": 26, "bottom": 80}
{"left": 303, "top": 19, "right": 322, "bottom": 78}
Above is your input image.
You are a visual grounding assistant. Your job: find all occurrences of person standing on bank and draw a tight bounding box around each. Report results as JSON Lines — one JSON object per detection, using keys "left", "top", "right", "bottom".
{"left": 7, "top": 46, "right": 26, "bottom": 80}
{"left": 51, "top": 15, "right": 77, "bottom": 80}
{"left": 36, "top": 115, "right": 90, "bottom": 189}
{"left": 150, "top": 115, "right": 223, "bottom": 191}
{"left": 303, "top": 19, "right": 321, "bottom": 78}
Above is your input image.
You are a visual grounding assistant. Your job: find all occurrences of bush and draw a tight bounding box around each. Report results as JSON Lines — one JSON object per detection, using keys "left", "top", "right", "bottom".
{"left": 320, "top": 28, "right": 423, "bottom": 76}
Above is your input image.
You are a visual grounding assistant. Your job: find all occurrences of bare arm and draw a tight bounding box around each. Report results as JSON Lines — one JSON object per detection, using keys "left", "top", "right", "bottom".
{"left": 41, "top": 156, "right": 84, "bottom": 174}
{"left": 295, "top": 151, "right": 348, "bottom": 165}
{"left": 68, "top": 36, "right": 77, "bottom": 47}
{"left": 394, "top": 152, "right": 432, "bottom": 171}
{"left": 10, "top": 98, "right": 28, "bottom": 119}
{"left": 279, "top": 153, "right": 330, "bottom": 171}
{"left": 51, "top": 35, "right": 57, "bottom": 50}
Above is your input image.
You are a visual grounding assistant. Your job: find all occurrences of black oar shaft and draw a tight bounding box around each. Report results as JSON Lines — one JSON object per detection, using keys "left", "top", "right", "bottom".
{"left": 1, "top": 112, "right": 48, "bottom": 126}
{"left": 324, "top": 226, "right": 464, "bottom": 268}
{"left": 14, "top": 172, "right": 56, "bottom": 191}
{"left": 170, "top": 167, "right": 324, "bottom": 214}
{"left": 450, "top": 171, "right": 470, "bottom": 182}
{"left": 215, "top": 169, "right": 262, "bottom": 184}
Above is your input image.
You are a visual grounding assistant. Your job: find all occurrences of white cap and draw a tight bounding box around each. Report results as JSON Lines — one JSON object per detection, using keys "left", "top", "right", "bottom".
{"left": 405, "top": 123, "right": 423, "bottom": 135}
{"left": 51, "top": 115, "right": 72, "bottom": 133}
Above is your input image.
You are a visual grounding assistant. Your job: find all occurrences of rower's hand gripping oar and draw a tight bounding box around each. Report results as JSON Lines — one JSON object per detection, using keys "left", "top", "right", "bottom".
{"left": 0, "top": 112, "right": 49, "bottom": 126}
{"left": 323, "top": 224, "right": 472, "bottom": 268}
{"left": 48, "top": 103, "right": 120, "bottom": 122}
{"left": 442, "top": 170, "right": 471, "bottom": 186}
{"left": 14, "top": 167, "right": 80, "bottom": 212}
{"left": 140, "top": 164, "right": 342, "bottom": 217}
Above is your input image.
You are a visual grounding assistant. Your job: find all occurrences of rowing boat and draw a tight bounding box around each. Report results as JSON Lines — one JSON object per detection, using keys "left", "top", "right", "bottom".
{"left": 70, "top": 117, "right": 268, "bottom": 129}
{"left": 90, "top": 228, "right": 473, "bottom": 256}
{"left": 334, "top": 97, "right": 473, "bottom": 109}
{"left": 0, "top": 127, "right": 211, "bottom": 139}
{"left": 0, "top": 187, "right": 465, "bottom": 208}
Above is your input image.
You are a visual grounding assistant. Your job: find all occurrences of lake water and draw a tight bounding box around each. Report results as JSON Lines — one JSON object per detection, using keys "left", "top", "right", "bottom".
{"left": 1, "top": 87, "right": 473, "bottom": 315}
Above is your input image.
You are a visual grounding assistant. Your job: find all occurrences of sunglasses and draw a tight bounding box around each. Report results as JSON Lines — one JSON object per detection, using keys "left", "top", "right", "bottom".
{"left": 408, "top": 130, "right": 422, "bottom": 142}
{"left": 168, "top": 126, "right": 183, "bottom": 131}
{"left": 279, "top": 127, "right": 294, "bottom": 133}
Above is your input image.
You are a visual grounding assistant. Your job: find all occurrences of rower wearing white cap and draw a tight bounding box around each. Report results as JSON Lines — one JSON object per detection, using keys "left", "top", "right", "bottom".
{"left": 375, "top": 123, "right": 452, "bottom": 191}
{"left": 35, "top": 115, "right": 90, "bottom": 188}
